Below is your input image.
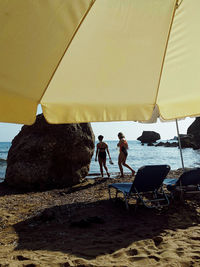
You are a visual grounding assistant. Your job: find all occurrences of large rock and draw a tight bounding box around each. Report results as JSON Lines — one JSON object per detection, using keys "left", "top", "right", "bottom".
{"left": 5, "top": 114, "right": 95, "bottom": 190}
{"left": 179, "top": 134, "right": 194, "bottom": 148}
{"left": 187, "top": 117, "right": 200, "bottom": 134}
{"left": 137, "top": 131, "right": 160, "bottom": 144}
{"left": 187, "top": 117, "right": 200, "bottom": 149}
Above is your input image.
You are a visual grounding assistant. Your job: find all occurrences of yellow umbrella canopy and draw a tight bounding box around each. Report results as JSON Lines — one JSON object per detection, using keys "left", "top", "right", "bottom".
{"left": 0, "top": 0, "right": 199, "bottom": 125}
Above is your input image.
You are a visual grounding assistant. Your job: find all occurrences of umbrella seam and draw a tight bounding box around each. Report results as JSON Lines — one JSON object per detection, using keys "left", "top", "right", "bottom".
{"left": 154, "top": 0, "right": 179, "bottom": 110}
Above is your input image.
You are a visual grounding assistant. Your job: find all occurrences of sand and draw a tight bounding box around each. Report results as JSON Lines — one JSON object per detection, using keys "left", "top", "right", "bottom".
{"left": 0, "top": 170, "right": 200, "bottom": 266}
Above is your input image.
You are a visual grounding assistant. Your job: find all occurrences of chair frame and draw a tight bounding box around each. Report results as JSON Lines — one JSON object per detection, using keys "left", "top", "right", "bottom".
{"left": 108, "top": 165, "right": 170, "bottom": 210}
{"left": 164, "top": 168, "right": 200, "bottom": 197}
{"left": 108, "top": 185, "right": 169, "bottom": 210}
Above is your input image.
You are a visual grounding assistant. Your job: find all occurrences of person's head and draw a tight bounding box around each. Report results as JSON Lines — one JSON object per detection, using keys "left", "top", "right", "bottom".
{"left": 98, "top": 135, "right": 104, "bottom": 141}
{"left": 118, "top": 132, "right": 125, "bottom": 140}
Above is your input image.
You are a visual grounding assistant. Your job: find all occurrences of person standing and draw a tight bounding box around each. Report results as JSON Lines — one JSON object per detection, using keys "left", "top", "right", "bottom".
{"left": 117, "top": 132, "right": 135, "bottom": 178}
{"left": 95, "top": 135, "right": 111, "bottom": 178}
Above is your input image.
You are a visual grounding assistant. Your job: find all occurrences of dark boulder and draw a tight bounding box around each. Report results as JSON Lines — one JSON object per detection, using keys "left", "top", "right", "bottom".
{"left": 168, "top": 142, "right": 178, "bottom": 147}
{"left": 137, "top": 131, "right": 160, "bottom": 143}
{"left": 147, "top": 143, "right": 154, "bottom": 146}
{"left": 187, "top": 117, "right": 200, "bottom": 134}
{"left": 187, "top": 117, "right": 200, "bottom": 149}
{"left": 164, "top": 141, "right": 178, "bottom": 147}
{"left": 155, "top": 142, "right": 165, "bottom": 147}
{"left": 179, "top": 134, "right": 195, "bottom": 148}
{"left": 5, "top": 114, "right": 95, "bottom": 191}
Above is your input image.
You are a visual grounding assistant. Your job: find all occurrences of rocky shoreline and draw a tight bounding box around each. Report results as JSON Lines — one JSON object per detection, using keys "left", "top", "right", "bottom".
{"left": 137, "top": 117, "right": 200, "bottom": 150}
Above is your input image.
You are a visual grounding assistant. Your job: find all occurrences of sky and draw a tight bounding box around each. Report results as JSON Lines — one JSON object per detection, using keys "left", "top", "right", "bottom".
{"left": 91, "top": 118, "right": 195, "bottom": 141}
{"left": 0, "top": 117, "right": 195, "bottom": 142}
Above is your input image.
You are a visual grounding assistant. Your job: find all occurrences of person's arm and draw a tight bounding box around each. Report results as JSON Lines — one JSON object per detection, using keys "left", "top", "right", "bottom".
{"left": 95, "top": 145, "right": 99, "bottom": 161}
{"left": 125, "top": 140, "right": 129, "bottom": 149}
{"left": 117, "top": 140, "right": 122, "bottom": 147}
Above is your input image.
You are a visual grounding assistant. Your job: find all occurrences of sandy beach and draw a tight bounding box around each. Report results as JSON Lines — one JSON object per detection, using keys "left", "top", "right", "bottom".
{"left": 0, "top": 170, "right": 200, "bottom": 267}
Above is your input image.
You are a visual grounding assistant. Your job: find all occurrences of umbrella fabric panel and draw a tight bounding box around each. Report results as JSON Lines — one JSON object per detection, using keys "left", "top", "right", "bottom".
{"left": 41, "top": 0, "right": 177, "bottom": 123}
{"left": 0, "top": 0, "right": 94, "bottom": 124}
{"left": 158, "top": 0, "right": 200, "bottom": 120}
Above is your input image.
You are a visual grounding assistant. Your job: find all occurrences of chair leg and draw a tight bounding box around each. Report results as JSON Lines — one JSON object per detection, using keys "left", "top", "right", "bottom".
{"left": 135, "top": 190, "right": 151, "bottom": 208}
{"left": 108, "top": 187, "right": 121, "bottom": 203}
{"left": 108, "top": 187, "right": 117, "bottom": 201}
{"left": 163, "top": 190, "right": 170, "bottom": 206}
{"left": 108, "top": 187, "right": 111, "bottom": 200}
{"left": 116, "top": 191, "right": 119, "bottom": 199}
{"left": 124, "top": 194, "right": 129, "bottom": 210}
{"left": 159, "top": 187, "right": 170, "bottom": 206}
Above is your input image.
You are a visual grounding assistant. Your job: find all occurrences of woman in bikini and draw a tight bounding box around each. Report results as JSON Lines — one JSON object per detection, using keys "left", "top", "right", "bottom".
{"left": 117, "top": 132, "right": 135, "bottom": 178}
{"left": 95, "top": 135, "right": 111, "bottom": 178}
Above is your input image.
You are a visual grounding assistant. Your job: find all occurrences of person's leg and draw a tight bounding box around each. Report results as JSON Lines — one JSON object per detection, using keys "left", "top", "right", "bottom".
{"left": 118, "top": 153, "right": 124, "bottom": 177}
{"left": 98, "top": 158, "right": 104, "bottom": 177}
{"left": 122, "top": 156, "right": 135, "bottom": 175}
{"left": 103, "top": 159, "right": 110, "bottom": 177}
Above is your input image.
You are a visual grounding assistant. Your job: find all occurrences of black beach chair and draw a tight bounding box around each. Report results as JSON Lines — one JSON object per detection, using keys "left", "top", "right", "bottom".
{"left": 163, "top": 168, "right": 200, "bottom": 196}
{"left": 108, "top": 165, "right": 170, "bottom": 209}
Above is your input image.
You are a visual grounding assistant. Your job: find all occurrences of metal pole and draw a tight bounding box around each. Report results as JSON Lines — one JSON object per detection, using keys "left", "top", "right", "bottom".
{"left": 175, "top": 119, "right": 184, "bottom": 201}
{"left": 175, "top": 119, "right": 185, "bottom": 171}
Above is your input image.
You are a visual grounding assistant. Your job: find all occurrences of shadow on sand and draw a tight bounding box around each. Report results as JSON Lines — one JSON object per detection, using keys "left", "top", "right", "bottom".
{"left": 0, "top": 178, "right": 107, "bottom": 197}
{"left": 13, "top": 196, "right": 200, "bottom": 260}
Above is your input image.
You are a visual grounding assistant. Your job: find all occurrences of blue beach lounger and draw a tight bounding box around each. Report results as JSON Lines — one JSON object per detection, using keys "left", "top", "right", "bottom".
{"left": 163, "top": 168, "right": 200, "bottom": 195}
{"left": 108, "top": 165, "right": 170, "bottom": 209}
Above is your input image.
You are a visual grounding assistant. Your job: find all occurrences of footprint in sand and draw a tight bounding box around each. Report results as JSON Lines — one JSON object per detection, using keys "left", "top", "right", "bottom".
{"left": 176, "top": 247, "right": 184, "bottom": 251}
{"left": 191, "top": 255, "right": 200, "bottom": 260}
{"left": 112, "top": 251, "right": 124, "bottom": 258}
{"left": 176, "top": 247, "right": 185, "bottom": 256}
{"left": 148, "top": 255, "right": 160, "bottom": 262}
{"left": 72, "top": 258, "right": 90, "bottom": 266}
{"left": 129, "top": 255, "right": 148, "bottom": 262}
{"left": 15, "top": 255, "right": 30, "bottom": 261}
{"left": 125, "top": 248, "right": 138, "bottom": 256}
{"left": 60, "top": 263, "right": 71, "bottom": 267}
{"left": 191, "top": 236, "right": 200, "bottom": 241}
{"left": 125, "top": 249, "right": 150, "bottom": 263}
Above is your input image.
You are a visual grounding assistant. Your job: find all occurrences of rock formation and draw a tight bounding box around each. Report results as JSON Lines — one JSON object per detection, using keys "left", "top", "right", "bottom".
{"left": 179, "top": 134, "right": 194, "bottom": 148}
{"left": 187, "top": 117, "right": 200, "bottom": 149}
{"left": 137, "top": 131, "right": 160, "bottom": 144}
{"left": 5, "top": 114, "right": 95, "bottom": 190}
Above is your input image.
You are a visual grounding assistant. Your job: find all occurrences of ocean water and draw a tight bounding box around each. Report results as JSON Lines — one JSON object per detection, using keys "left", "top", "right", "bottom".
{"left": 1, "top": 141, "right": 200, "bottom": 180}
{"left": 0, "top": 142, "right": 11, "bottom": 182}
{"left": 89, "top": 140, "right": 200, "bottom": 177}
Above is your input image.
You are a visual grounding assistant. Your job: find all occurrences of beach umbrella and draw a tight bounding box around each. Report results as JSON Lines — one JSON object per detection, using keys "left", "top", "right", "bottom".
{"left": 0, "top": 0, "right": 200, "bottom": 125}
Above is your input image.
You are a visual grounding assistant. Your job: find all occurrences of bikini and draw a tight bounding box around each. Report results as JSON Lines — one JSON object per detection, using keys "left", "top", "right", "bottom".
{"left": 98, "top": 143, "right": 107, "bottom": 159}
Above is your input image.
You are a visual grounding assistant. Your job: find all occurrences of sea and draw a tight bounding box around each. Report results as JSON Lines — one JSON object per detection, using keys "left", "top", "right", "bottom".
{"left": 1, "top": 140, "right": 200, "bottom": 180}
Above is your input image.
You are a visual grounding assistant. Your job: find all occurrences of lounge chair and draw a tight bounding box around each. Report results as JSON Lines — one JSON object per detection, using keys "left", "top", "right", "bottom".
{"left": 108, "top": 165, "right": 170, "bottom": 209}
{"left": 163, "top": 168, "right": 200, "bottom": 195}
